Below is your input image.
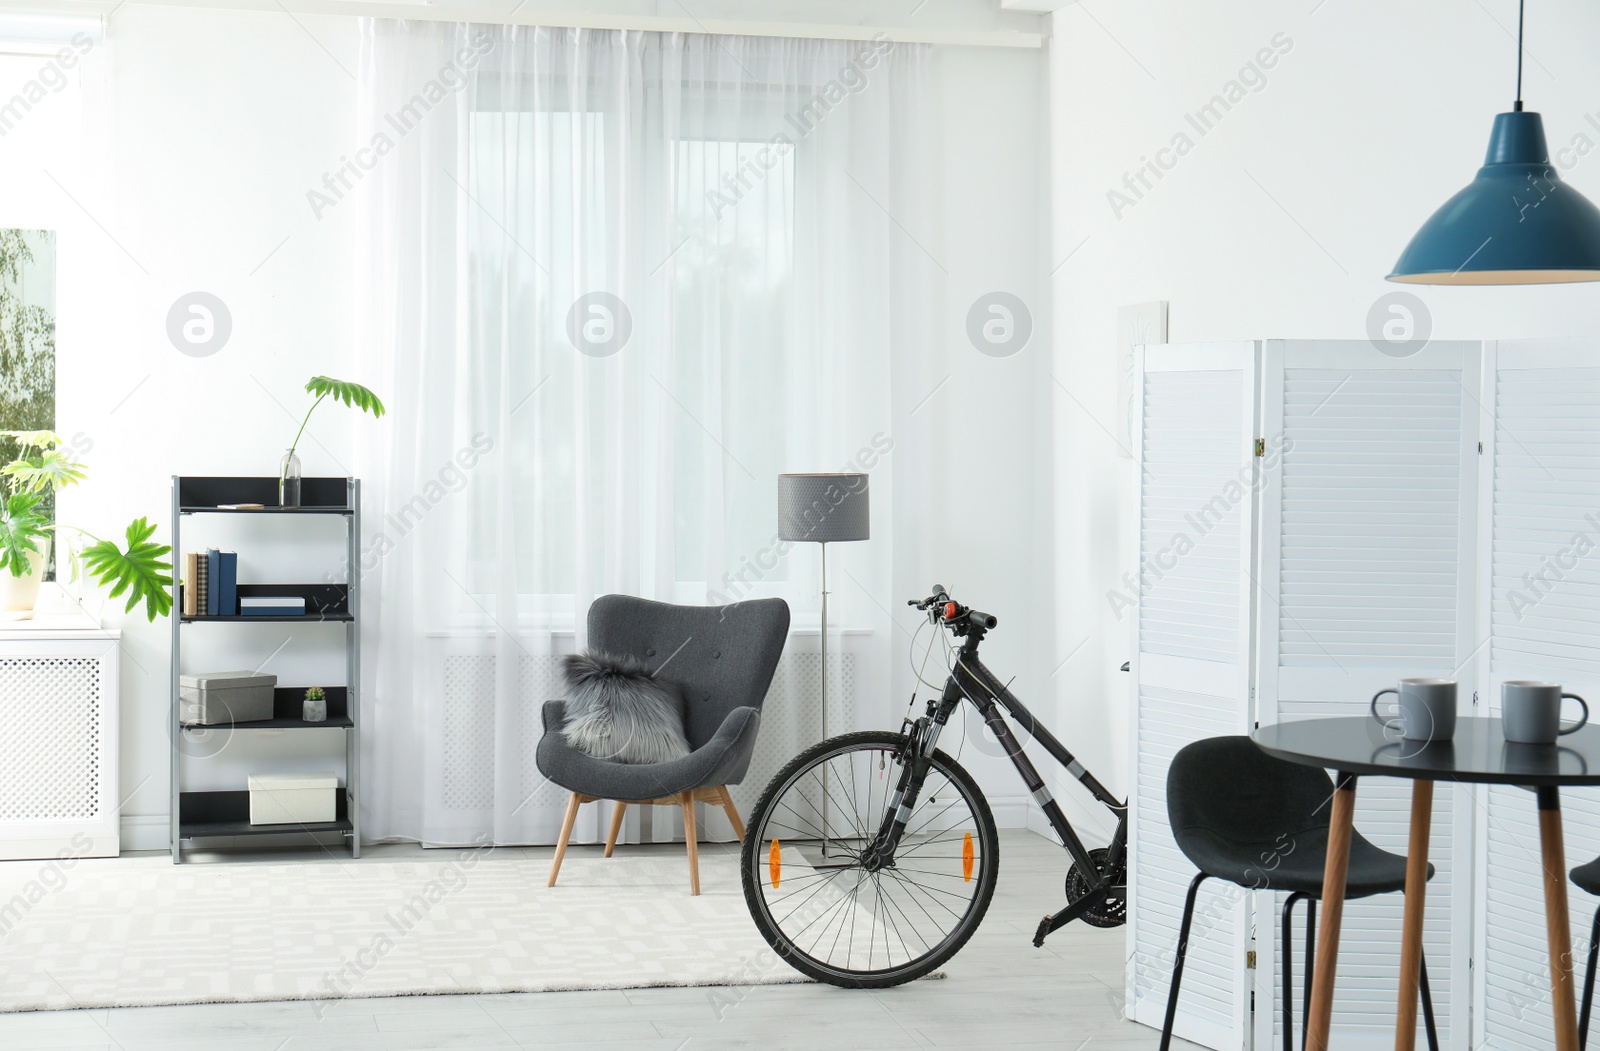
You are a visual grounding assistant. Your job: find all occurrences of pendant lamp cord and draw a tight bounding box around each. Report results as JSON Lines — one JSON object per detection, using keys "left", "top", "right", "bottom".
{"left": 1515, "top": 0, "right": 1525, "bottom": 111}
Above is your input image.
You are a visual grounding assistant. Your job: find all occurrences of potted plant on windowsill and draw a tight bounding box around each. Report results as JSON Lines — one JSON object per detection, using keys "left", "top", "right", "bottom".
{"left": 0, "top": 431, "right": 172, "bottom": 621}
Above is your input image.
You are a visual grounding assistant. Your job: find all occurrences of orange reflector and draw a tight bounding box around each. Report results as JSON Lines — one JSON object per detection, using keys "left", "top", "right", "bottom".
{"left": 962, "top": 832, "right": 974, "bottom": 882}
{"left": 769, "top": 838, "right": 782, "bottom": 889}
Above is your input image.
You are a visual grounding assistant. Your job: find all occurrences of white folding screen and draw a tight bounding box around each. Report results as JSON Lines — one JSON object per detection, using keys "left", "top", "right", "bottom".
{"left": 1253, "top": 340, "right": 1481, "bottom": 1048}
{"left": 1129, "top": 339, "right": 1490, "bottom": 1049}
{"left": 1125, "top": 343, "right": 1258, "bottom": 1049}
{"left": 1474, "top": 338, "right": 1600, "bottom": 1049}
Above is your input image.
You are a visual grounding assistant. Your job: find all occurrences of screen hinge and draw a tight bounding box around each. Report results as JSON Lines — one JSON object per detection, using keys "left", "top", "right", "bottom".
{"left": 1254, "top": 438, "right": 1265, "bottom": 457}
{"left": 1246, "top": 949, "right": 1257, "bottom": 969}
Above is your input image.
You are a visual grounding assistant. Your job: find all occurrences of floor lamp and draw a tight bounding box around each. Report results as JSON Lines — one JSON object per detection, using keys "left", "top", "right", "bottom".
{"left": 778, "top": 473, "right": 869, "bottom": 858}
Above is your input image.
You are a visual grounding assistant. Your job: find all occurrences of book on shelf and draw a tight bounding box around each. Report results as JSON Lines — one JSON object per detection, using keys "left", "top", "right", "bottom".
{"left": 218, "top": 552, "right": 237, "bottom": 615}
{"left": 203, "top": 549, "right": 238, "bottom": 616}
{"left": 240, "top": 596, "right": 306, "bottom": 617}
{"left": 182, "top": 552, "right": 198, "bottom": 617}
{"left": 194, "top": 553, "right": 209, "bottom": 616}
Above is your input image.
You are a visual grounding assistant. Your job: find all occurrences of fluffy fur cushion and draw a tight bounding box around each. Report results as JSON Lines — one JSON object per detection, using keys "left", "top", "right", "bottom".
{"left": 560, "top": 652, "right": 692, "bottom": 765}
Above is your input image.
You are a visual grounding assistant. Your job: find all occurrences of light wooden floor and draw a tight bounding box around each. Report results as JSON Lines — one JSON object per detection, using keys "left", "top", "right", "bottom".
{"left": 0, "top": 829, "right": 1199, "bottom": 1050}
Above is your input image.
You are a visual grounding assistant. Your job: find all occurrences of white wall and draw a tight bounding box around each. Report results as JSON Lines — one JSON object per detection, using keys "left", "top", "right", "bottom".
{"left": 50, "top": 4, "right": 365, "bottom": 847}
{"left": 0, "top": 2, "right": 1048, "bottom": 848}
{"left": 895, "top": 42, "right": 1053, "bottom": 830}
{"left": 1047, "top": 0, "right": 1600, "bottom": 811}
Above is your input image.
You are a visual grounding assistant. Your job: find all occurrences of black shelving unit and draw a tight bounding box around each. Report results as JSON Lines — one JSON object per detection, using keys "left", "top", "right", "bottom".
{"left": 178, "top": 790, "right": 352, "bottom": 839}
{"left": 169, "top": 476, "right": 361, "bottom": 863}
{"left": 181, "top": 584, "right": 352, "bottom": 622}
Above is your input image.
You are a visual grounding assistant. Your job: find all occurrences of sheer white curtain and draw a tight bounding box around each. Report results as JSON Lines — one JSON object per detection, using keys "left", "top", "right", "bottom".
{"left": 355, "top": 20, "right": 933, "bottom": 845}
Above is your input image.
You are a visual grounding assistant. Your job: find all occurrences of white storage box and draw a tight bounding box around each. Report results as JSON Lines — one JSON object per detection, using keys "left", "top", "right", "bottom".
{"left": 247, "top": 772, "right": 338, "bottom": 825}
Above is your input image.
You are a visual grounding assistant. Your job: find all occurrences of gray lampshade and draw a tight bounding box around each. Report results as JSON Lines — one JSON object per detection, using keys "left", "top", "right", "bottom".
{"left": 778, "top": 473, "right": 870, "bottom": 543}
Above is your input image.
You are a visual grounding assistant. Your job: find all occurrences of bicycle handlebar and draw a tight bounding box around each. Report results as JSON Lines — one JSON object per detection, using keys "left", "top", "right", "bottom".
{"left": 908, "top": 584, "right": 997, "bottom": 632}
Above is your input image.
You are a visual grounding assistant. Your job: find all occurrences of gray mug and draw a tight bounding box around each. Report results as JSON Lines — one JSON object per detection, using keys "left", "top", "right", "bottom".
{"left": 1371, "top": 678, "right": 1458, "bottom": 742}
{"left": 1502, "top": 681, "right": 1589, "bottom": 745}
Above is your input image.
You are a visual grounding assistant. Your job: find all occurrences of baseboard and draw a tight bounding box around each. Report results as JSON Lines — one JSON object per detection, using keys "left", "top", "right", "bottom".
{"left": 986, "top": 794, "right": 1031, "bottom": 829}
{"left": 120, "top": 815, "right": 170, "bottom": 853}
{"left": 119, "top": 796, "right": 1085, "bottom": 851}
{"left": 1027, "top": 786, "right": 1119, "bottom": 850}
{"left": 0, "top": 834, "right": 117, "bottom": 861}
{"left": 989, "top": 788, "right": 1121, "bottom": 842}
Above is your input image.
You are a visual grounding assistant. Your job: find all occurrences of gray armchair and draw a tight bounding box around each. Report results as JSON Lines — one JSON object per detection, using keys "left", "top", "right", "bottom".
{"left": 537, "top": 594, "right": 790, "bottom": 894}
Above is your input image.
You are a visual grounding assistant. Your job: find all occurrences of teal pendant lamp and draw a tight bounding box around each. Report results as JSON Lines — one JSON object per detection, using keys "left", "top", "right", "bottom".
{"left": 1389, "top": 0, "right": 1600, "bottom": 284}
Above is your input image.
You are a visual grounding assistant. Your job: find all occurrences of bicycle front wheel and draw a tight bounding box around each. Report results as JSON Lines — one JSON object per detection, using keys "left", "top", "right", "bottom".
{"left": 740, "top": 730, "right": 999, "bottom": 988}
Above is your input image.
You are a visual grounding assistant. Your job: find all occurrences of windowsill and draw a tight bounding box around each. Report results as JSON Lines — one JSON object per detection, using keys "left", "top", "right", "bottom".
{"left": 0, "top": 585, "right": 120, "bottom": 639}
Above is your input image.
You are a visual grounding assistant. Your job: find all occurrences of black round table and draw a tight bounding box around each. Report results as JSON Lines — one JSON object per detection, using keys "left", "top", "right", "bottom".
{"left": 1252, "top": 717, "right": 1600, "bottom": 1051}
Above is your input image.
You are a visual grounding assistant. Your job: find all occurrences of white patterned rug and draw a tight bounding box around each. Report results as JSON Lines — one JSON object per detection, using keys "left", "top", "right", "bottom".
{"left": 0, "top": 846, "right": 812, "bottom": 1012}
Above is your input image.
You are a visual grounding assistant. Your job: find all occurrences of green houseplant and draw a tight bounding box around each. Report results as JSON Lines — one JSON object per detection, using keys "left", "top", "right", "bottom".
{"left": 0, "top": 430, "right": 172, "bottom": 621}
{"left": 303, "top": 685, "right": 327, "bottom": 723}
{"left": 280, "top": 376, "right": 386, "bottom": 507}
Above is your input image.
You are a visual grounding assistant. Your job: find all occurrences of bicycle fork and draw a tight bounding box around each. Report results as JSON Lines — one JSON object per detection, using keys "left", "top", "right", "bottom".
{"left": 857, "top": 712, "right": 947, "bottom": 872}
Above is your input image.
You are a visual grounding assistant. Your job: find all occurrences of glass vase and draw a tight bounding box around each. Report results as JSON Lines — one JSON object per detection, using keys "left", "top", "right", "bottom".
{"left": 279, "top": 448, "right": 302, "bottom": 508}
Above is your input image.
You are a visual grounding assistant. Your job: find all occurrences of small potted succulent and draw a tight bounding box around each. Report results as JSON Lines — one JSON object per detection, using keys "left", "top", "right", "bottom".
{"left": 302, "top": 686, "right": 327, "bottom": 723}
{"left": 0, "top": 431, "right": 171, "bottom": 621}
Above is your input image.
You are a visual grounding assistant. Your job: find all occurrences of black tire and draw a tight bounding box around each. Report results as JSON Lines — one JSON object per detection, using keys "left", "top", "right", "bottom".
{"left": 740, "top": 730, "right": 999, "bottom": 988}
{"left": 1064, "top": 847, "right": 1126, "bottom": 929}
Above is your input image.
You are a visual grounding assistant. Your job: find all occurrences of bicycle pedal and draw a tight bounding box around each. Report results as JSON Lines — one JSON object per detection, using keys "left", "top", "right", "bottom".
{"left": 1032, "top": 915, "right": 1052, "bottom": 948}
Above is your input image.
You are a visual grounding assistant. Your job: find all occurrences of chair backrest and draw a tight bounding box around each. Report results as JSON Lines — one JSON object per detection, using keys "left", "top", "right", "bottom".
{"left": 587, "top": 595, "right": 791, "bottom": 749}
{"left": 1166, "top": 735, "right": 1335, "bottom": 853}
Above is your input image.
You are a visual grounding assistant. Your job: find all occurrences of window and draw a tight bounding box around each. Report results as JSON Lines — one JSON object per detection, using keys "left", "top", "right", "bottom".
{"left": 0, "top": 23, "right": 95, "bottom": 578}
{"left": 0, "top": 229, "right": 57, "bottom": 572}
{"left": 0, "top": 229, "right": 55, "bottom": 436}
{"left": 668, "top": 138, "right": 795, "bottom": 584}
{"left": 460, "top": 102, "right": 799, "bottom": 612}
{"left": 466, "top": 109, "right": 610, "bottom": 602}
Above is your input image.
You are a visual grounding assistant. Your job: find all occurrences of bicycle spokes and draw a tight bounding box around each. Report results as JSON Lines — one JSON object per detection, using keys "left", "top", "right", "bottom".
{"left": 744, "top": 735, "right": 997, "bottom": 984}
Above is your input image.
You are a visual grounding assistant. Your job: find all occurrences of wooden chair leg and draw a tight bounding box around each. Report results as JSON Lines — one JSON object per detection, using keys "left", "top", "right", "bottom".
{"left": 681, "top": 790, "right": 701, "bottom": 896}
{"left": 548, "top": 792, "right": 583, "bottom": 887}
{"left": 716, "top": 785, "right": 746, "bottom": 842}
{"left": 605, "top": 801, "right": 627, "bottom": 858}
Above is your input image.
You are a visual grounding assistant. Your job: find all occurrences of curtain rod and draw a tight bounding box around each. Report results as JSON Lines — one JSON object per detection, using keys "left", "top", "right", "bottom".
{"left": 68, "top": 0, "right": 1046, "bottom": 48}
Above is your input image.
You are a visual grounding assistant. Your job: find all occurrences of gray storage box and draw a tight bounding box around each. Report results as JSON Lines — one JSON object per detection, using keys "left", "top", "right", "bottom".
{"left": 180, "top": 671, "right": 276, "bottom": 725}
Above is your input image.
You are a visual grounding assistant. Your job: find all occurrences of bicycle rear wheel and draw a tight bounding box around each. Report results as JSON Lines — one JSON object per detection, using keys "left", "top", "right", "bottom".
{"left": 741, "top": 730, "right": 999, "bottom": 988}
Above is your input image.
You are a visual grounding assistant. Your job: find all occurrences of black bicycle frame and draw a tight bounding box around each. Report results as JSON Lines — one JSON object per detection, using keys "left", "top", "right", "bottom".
{"left": 910, "top": 632, "right": 1129, "bottom": 945}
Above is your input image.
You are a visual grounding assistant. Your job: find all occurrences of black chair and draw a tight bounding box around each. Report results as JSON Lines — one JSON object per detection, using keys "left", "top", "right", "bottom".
{"left": 1571, "top": 857, "right": 1600, "bottom": 1049}
{"left": 1159, "top": 736, "right": 1440, "bottom": 1051}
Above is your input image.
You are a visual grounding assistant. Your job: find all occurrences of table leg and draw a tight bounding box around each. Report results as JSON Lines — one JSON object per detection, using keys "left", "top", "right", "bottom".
{"left": 1308, "top": 771, "right": 1357, "bottom": 1051}
{"left": 1540, "top": 785, "right": 1582, "bottom": 1051}
{"left": 1395, "top": 779, "right": 1434, "bottom": 1051}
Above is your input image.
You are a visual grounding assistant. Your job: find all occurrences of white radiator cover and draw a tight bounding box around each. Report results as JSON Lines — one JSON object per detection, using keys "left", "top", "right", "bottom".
{"left": 0, "top": 618, "right": 120, "bottom": 861}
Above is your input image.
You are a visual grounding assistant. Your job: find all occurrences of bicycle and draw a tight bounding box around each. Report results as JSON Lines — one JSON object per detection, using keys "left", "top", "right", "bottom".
{"left": 740, "top": 584, "right": 1128, "bottom": 988}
